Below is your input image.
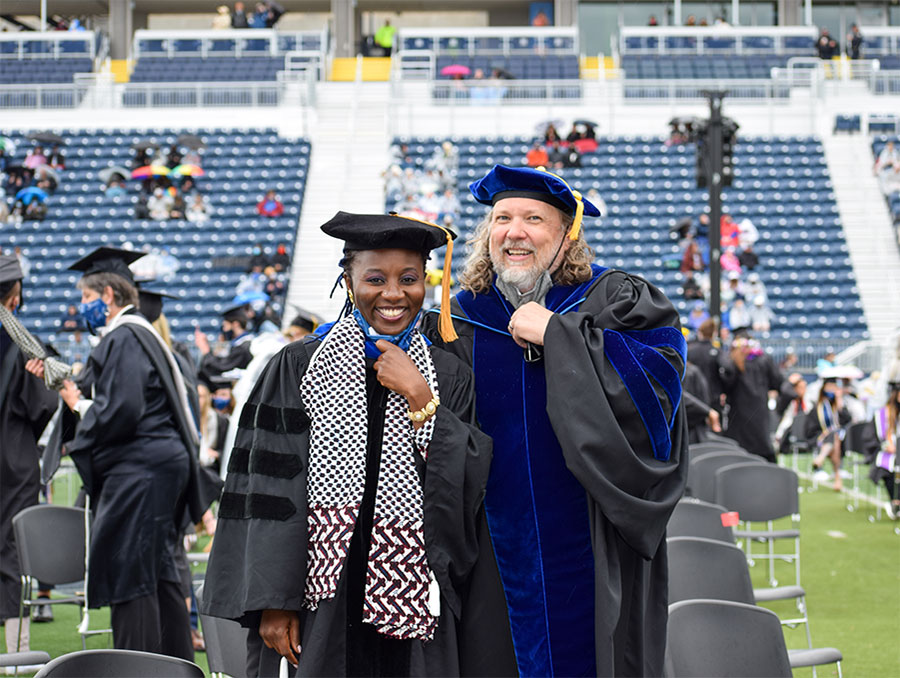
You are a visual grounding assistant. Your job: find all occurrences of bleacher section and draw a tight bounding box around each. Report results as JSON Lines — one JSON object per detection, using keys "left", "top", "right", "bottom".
{"left": 130, "top": 56, "right": 285, "bottom": 83}
{"left": 393, "top": 135, "right": 868, "bottom": 352}
{"left": 0, "top": 32, "right": 95, "bottom": 85}
{"left": 2, "top": 128, "right": 309, "bottom": 352}
{"left": 872, "top": 134, "right": 900, "bottom": 248}
{"left": 621, "top": 55, "right": 790, "bottom": 80}
{"left": 434, "top": 54, "right": 579, "bottom": 80}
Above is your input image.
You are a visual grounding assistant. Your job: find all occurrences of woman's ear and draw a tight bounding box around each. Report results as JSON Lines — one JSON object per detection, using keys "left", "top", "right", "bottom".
{"left": 343, "top": 274, "right": 355, "bottom": 306}
{"left": 102, "top": 285, "right": 115, "bottom": 307}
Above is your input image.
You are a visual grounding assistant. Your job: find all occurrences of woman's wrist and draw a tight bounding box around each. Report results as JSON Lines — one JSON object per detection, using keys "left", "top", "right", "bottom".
{"left": 405, "top": 378, "right": 433, "bottom": 413}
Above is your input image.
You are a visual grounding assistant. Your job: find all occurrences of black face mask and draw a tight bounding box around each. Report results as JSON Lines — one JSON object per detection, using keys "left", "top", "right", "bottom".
{"left": 223, "top": 328, "right": 235, "bottom": 341}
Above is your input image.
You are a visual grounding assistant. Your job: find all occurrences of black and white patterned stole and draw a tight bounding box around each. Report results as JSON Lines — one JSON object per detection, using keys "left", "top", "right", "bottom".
{"left": 300, "top": 314, "right": 440, "bottom": 640}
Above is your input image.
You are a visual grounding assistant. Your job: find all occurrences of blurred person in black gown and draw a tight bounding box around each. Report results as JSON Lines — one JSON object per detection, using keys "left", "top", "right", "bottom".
{"left": 687, "top": 318, "right": 723, "bottom": 413}
{"left": 718, "top": 331, "right": 786, "bottom": 461}
{"left": 194, "top": 303, "right": 254, "bottom": 379}
{"left": 0, "top": 255, "right": 57, "bottom": 655}
{"left": 683, "top": 360, "right": 722, "bottom": 443}
{"left": 202, "top": 214, "right": 492, "bottom": 677}
{"left": 27, "top": 247, "right": 204, "bottom": 659}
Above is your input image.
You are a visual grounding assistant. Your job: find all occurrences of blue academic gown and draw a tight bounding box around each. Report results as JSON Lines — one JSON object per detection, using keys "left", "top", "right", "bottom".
{"left": 423, "top": 265, "right": 688, "bottom": 678}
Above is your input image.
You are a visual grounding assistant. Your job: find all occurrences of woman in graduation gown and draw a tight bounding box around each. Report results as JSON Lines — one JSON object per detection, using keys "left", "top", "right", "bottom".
{"left": 202, "top": 213, "right": 493, "bottom": 677}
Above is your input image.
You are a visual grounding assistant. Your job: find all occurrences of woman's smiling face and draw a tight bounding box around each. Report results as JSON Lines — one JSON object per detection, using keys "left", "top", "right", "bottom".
{"left": 345, "top": 248, "right": 426, "bottom": 335}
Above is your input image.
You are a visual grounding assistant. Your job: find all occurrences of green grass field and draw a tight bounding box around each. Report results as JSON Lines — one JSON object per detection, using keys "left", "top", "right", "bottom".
{"left": 4, "top": 467, "right": 899, "bottom": 677}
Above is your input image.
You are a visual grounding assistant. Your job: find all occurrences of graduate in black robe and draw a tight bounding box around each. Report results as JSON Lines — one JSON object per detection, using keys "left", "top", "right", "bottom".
{"left": 718, "top": 333, "right": 785, "bottom": 462}
{"left": 202, "top": 214, "right": 493, "bottom": 677}
{"left": 422, "top": 165, "right": 688, "bottom": 678}
{"left": 0, "top": 256, "right": 58, "bottom": 648}
{"left": 36, "top": 247, "right": 204, "bottom": 659}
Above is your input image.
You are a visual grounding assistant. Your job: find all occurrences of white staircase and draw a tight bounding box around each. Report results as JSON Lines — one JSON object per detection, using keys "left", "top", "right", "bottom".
{"left": 284, "top": 80, "right": 392, "bottom": 324}
{"left": 822, "top": 134, "right": 900, "bottom": 344}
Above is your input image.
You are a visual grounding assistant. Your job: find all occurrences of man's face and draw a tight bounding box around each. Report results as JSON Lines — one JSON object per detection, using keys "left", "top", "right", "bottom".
{"left": 488, "top": 198, "right": 568, "bottom": 292}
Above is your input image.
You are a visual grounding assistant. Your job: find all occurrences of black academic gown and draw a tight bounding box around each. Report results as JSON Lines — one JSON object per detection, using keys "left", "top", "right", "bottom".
{"left": 422, "top": 266, "right": 688, "bottom": 678}
{"left": 683, "top": 362, "right": 713, "bottom": 444}
{"left": 719, "top": 351, "right": 784, "bottom": 462}
{"left": 199, "top": 334, "right": 253, "bottom": 378}
{"left": 201, "top": 336, "right": 493, "bottom": 677}
{"left": 64, "top": 311, "right": 198, "bottom": 607}
{"left": 0, "top": 330, "right": 58, "bottom": 619}
{"left": 686, "top": 339, "right": 722, "bottom": 411}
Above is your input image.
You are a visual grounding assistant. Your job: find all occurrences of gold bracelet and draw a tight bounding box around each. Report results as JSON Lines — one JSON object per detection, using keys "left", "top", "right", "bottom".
{"left": 408, "top": 394, "right": 440, "bottom": 423}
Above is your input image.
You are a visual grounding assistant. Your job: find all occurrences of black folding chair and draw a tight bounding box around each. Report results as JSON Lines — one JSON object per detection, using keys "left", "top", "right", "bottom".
{"left": 689, "top": 450, "right": 761, "bottom": 503}
{"left": 11, "top": 505, "right": 110, "bottom": 651}
{"left": 668, "top": 498, "right": 736, "bottom": 543}
{"left": 33, "top": 649, "right": 204, "bottom": 678}
{"left": 195, "top": 584, "right": 248, "bottom": 678}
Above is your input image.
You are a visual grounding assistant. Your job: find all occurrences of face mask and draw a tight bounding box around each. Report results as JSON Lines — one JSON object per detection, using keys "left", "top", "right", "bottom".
{"left": 79, "top": 297, "right": 108, "bottom": 334}
{"left": 824, "top": 391, "right": 836, "bottom": 402}
{"left": 351, "top": 308, "right": 422, "bottom": 359}
{"left": 253, "top": 247, "right": 262, "bottom": 255}
{"left": 223, "top": 328, "right": 235, "bottom": 341}
{"left": 211, "top": 397, "right": 231, "bottom": 411}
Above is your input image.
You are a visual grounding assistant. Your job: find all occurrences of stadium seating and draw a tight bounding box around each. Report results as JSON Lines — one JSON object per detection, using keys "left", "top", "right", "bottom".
{"left": 1, "top": 128, "right": 309, "bottom": 353}
{"left": 391, "top": 135, "right": 868, "bottom": 348}
{"left": 434, "top": 54, "right": 580, "bottom": 80}
{"left": 129, "top": 56, "right": 285, "bottom": 83}
{"left": 621, "top": 55, "right": 791, "bottom": 80}
{"left": 0, "top": 58, "right": 94, "bottom": 85}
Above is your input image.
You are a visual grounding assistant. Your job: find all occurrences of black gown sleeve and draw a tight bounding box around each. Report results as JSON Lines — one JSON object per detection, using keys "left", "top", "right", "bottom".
{"left": 200, "top": 342, "right": 253, "bottom": 377}
{"left": 65, "top": 331, "right": 151, "bottom": 457}
{"left": 201, "top": 340, "right": 312, "bottom": 625}
{"left": 422, "top": 348, "right": 493, "bottom": 619}
{"left": 542, "top": 271, "right": 688, "bottom": 559}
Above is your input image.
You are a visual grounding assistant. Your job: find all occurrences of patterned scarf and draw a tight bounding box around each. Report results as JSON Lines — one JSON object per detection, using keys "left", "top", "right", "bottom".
{"left": 300, "top": 314, "right": 440, "bottom": 640}
{"left": 0, "top": 304, "right": 72, "bottom": 390}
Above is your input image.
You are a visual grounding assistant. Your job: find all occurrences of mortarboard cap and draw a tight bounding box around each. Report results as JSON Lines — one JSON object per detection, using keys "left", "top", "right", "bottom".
{"left": 221, "top": 301, "right": 249, "bottom": 323}
{"left": 289, "top": 307, "right": 321, "bottom": 333}
{"left": 0, "top": 255, "right": 24, "bottom": 285}
{"left": 137, "top": 283, "right": 178, "bottom": 324}
{"left": 68, "top": 247, "right": 144, "bottom": 284}
{"left": 321, "top": 211, "right": 459, "bottom": 342}
{"left": 199, "top": 370, "right": 235, "bottom": 391}
{"left": 468, "top": 164, "right": 601, "bottom": 241}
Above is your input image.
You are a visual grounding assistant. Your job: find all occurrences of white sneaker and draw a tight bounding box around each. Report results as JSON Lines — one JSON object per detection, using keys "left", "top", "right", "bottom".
{"left": 813, "top": 470, "right": 830, "bottom": 481}
{"left": 839, "top": 470, "right": 852, "bottom": 479}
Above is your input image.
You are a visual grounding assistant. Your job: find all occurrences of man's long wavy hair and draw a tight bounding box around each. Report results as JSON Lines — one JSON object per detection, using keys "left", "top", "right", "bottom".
{"left": 458, "top": 207, "right": 596, "bottom": 294}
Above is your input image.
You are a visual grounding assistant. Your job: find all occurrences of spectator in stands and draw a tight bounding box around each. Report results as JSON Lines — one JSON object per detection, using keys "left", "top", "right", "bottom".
{"left": 807, "top": 378, "right": 852, "bottom": 489}
{"left": 546, "top": 141, "right": 566, "bottom": 169}
{"left": 271, "top": 242, "right": 291, "bottom": 271}
{"left": 720, "top": 214, "right": 740, "bottom": 248}
{"left": 682, "top": 272, "right": 704, "bottom": 300}
{"left": 212, "top": 5, "right": 231, "bottom": 29}
{"left": 374, "top": 19, "right": 396, "bottom": 55}
{"left": 680, "top": 235, "right": 704, "bottom": 275}
{"left": 779, "top": 347, "right": 798, "bottom": 372}
{"left": 263, "top": 266, "right": 286, "bottom": 304}
{"left": 231, "top": 1, "right": 249, "bottom": 28}
{"left": 685, "top": 15, "right": 697, "bottom": 26}
{"left": 256, "top": 189, "right": 284, "bottom": 217}
{"left": 249, "top": 3, "right": 269, "bottom": 28}
{"left": 35, "top": 166, "right": 58, "bottom": 194}
{"left": 847, "top": 24, "right": 864, "bottom": 59}
{"left": 727, "top": 296, "right": 752, "bottom": 331}
{"left": 686, "top": 301, "right": 710, "bottom": 331}
{"left": 248, "top": 243, "right": 270, "bottom": 271}
{"left": 147, "top": 187, "right": 173, "bottom": 221}
{"left": 648, "top": 15, "right": 658, "bottom": 26}
{"left": 737, "top": 217, "right": 758, "bottom": 249}
{"left": 745, "top": 271, "right": 767, "bottom": 302}
{"left": 738, "top": 243, "right": 759, "bottom": 270}
{"left": 720, "top": 246, "right": 741, "bottom": 275}
{"left": 59, "top": 303, "right": 87, "bottom": 343}
{"left": 261, "top": 1, "right": 284, "bottom": 27}
{"left": 749, "top": 294, "right": 773, "bottom": 332}
{"left": 169, "top": 192, "right": 187, "bottom": 220}
{"left": 186, "top": 193, "right": 209, "bottom": 224}
{"left": 874, "top": 141, "right": 900, "bottom": 195}
{"left": 105, "top": 179, "right": 127, "bottom": 198}
{"left": 816, "top": 350, "right": 837, "bottom": 373}
{"left": 438, "top": 188, "right": 461, "bottom": 222}
{"left": 47, "top": 145, "right": 65, "bottom": 170}
{"left": 543, "top": 124, "right": 562, "bottom": 145}
{"left": 166, "top": 145, "right": 182, "bottom": 169}
{"left": 24, "top": 145, "right": 47, "bottom": 170}
{"left": 817, "top": 29, "right": 837, "bottom": 59}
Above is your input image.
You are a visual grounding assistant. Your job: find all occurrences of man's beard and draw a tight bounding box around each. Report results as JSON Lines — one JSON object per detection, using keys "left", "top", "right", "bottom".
{"left": 490, "top": 238, "right": 550, "bottom": 292}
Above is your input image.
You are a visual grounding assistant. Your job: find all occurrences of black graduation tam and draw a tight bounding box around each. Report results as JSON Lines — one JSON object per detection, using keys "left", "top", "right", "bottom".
{"left": 321, "top": 211, "right": 456, "bottom": 253}
{"left": 199, "top": 371, "right": 235, "bottom": 391}
{"left": 68, "top": 247, "right": 144, "bottom": 284}
{"left": 0, "top": 255, "right": 24, "bottom": 284}
{"left": 468, "top": 164, "right": 601, "bottom": 241}
{"left": 289, "top": 307, "right": 321, "bottom": 333}
{"left": 137, "top": 285, "right": 178, "bottom": 324}
{"left": 321, "top": 211, "right": 458, "bottom": 342}
{"left": 731, "top": 327, "right": 753, "bottom": 339}
{"left": 221, "top": 301, "right": 249, "bottom": 323}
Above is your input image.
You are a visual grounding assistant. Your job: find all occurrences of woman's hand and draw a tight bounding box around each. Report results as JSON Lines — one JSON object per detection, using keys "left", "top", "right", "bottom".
{"left": 508, "top": 302, "right": 554, "bottom": 348}
{"left": 259, "top": 609, "right": 301, "bottom": 666}
{"left": 59, "top": 379, "right": 82, "bottom": 411}
{"left": 373, "top": 340, "right": 432, "bottom": 406}
{"left": 25, "top": 358, "right": 45, "bottom": 380}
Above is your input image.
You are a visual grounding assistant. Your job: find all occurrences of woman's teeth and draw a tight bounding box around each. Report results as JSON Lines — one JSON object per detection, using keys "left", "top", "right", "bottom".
{"left": 378, "top": 308, "right": 405, "bottom": 318}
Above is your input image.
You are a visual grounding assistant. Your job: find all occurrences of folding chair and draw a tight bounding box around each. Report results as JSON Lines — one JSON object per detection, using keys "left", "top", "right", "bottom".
{"left": 195, "top": 584, "right": 248, "bottom": 678}
{"left": 689, "top": 450, "right": 762, "bottom": 503}
{"left": 784, "top": 410, "right": 812, "bottom": 476}
{"left": 667, "top": 498, "right": 735, "bottom": 543}
{"left": 703, "top": 431, "right": 741, "bottom": 448}
{"left": 841, "top": 420, "right": 881, "bottom": 514}
{"left": 33, "top": 649, "right": 204, "bottom": 678}
{"left": 689, "top": 439, "right": 742, "bottom": 458}
{"left": 11, "top": 505, "right": 111, "bottom": 651}
{"left": 667, "top": 537, "right": 843, "bottom": 676}
{"left": 665, "top": 599, "right": 793, "bottom": 678}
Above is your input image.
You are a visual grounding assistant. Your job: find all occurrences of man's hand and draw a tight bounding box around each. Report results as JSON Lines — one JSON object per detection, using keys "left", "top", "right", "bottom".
{"left": 373, "top": 341, "right": 432, "bottom": 422}
{"left": 259, "top": 609, "right": 301, "bottom": 667}
{"left": 25, "top": 358, "right": 45, "bottom": 380}
{"left": 194, "top": 327, "right": 211, "bottom": 356}
{"left": 707, "top": 409, "right": 722, "bottom": 433}
{"left": 508, "top": 302, "right": 554, "bottom": 348}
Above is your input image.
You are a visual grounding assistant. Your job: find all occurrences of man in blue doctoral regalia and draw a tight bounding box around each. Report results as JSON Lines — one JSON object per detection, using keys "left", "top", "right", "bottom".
{"left": 423, "top": 165, "right": 688, "bottom": 677}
